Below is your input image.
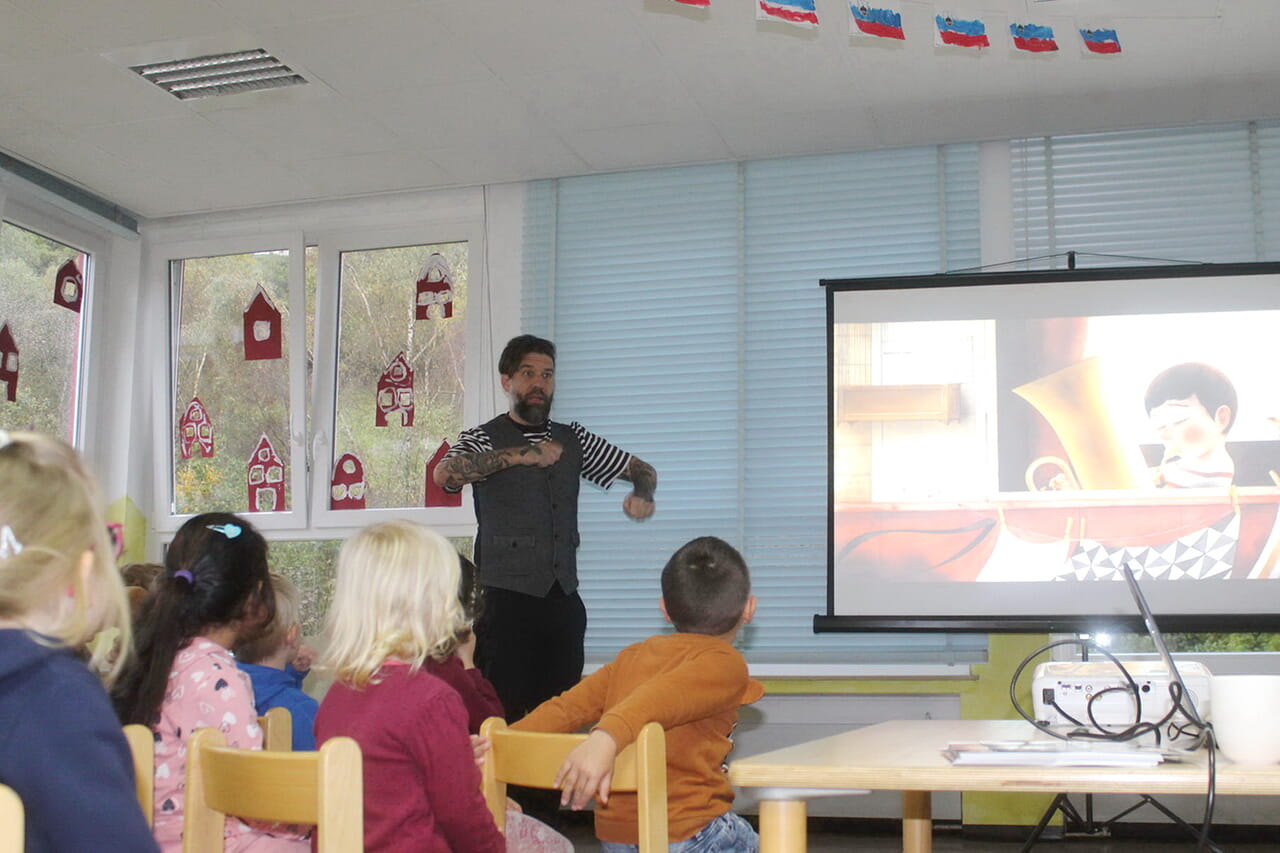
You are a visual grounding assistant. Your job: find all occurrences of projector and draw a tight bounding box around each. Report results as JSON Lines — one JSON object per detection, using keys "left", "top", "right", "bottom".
{"left": 1032, "top": 660, "right": 1212, "bottom": 731}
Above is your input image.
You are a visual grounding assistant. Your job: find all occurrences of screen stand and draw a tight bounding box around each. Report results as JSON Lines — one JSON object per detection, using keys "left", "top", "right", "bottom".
{"left": 1018, "top": 636, "right": 1222, "bottom": 853}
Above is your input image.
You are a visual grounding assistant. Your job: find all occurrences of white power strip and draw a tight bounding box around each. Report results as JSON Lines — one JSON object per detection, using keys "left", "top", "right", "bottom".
{"left": 1032, "top": 660, "right": 1212, "bottom": 731}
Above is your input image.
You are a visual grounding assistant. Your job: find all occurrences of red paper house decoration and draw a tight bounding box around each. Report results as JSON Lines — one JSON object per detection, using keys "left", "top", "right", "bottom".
{"left": 330, "top": 452, "right": 367, "bottom": 510}
{"left": 415, "top": 253, "right": 454, "bottom": 320}
{"left": 246, "top": 433, "right": 285, "bottom": 513}
{"left": 424, "top": 440, "right": 462, "bottom": 507}
{"left": 243, "top": 286, "right": 282, "bottom": 361}
{"left": 376, "top": 352, "right": 415, "bottom": 427}
{"left": 0, "top": 324, "right": 17, "bottom": 403}
{"left": 179, "top": 397, "right": 215, "bottom": 459}
{"left": 54, "top": 258, "right": 83, "bottom": 312}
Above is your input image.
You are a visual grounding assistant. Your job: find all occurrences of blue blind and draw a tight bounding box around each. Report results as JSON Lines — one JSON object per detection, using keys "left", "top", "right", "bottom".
{"left": 1012, "top": 123, "right": 1271, "bottom": 266}
{"left": 523, "top": 148, "right": 987, "bottom": 666}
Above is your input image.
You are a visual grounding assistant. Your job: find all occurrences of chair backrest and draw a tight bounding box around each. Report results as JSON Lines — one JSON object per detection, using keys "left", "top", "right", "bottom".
{"left": 122, "top": 724, "right": 154, "bottom": 827}
{"left": 259, "top": 706, "right": 293, "bottom": 752}
{"left": 182, "top": 728, "right": 363, "bottom": 853}
{"left": 479, "top": 717, "right": 668, "bottom": 853}
{"left": 0, "top": 783, "right": 23, "bottom": 851}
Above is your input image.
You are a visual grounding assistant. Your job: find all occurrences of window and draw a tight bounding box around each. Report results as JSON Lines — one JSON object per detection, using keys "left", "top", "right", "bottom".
{"left": 0, "top": 220, "right": 90, "bottom": 441}
{"left": 523, "top": 147, "right": 988, "bottom": 666}
{"left": 171, "top": 249, "right": 298, "bottom": 517}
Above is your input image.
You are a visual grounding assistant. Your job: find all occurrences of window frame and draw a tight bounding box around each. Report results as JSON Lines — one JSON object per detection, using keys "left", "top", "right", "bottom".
{"left": 150, "top": 231, "right": 309, "bottom": 535}
{"left": 308, "top": 221, "right": 486, "bottom": 537}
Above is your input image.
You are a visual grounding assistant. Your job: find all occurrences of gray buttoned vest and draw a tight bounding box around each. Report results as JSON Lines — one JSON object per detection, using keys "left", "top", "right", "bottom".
{"left": 472, "top": 415, "right": 584, "bottom": 596}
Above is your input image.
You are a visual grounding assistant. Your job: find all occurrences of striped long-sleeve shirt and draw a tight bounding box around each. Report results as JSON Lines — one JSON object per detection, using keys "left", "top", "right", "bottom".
{"left": 443, "top": 416, "right": 632, "bottom": 492}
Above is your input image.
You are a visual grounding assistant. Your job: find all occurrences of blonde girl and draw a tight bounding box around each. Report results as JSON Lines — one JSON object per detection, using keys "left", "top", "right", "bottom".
{"left": 316, "top": 521, "right": 566, "bottom": 853}
{"left": 0, "top": 431, "right": 157, "bottom": 852}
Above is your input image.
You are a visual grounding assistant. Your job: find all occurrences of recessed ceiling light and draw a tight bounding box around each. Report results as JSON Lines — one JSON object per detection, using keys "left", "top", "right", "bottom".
{"left": 131, "top": 49, "right": 307, "bottom": 100}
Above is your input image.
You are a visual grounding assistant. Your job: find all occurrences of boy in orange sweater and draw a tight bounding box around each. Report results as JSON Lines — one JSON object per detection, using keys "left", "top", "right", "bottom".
{"left": 511, "top": 536, "right": 763, "bottom": 852}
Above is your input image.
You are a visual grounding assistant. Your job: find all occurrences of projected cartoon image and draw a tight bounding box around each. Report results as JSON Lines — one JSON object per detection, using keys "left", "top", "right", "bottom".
{"left": 832, "top": 307, "right": 1280, "bottom": 591}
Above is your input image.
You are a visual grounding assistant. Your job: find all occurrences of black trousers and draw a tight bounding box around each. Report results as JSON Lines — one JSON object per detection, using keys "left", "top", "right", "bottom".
{"left": 475, "top": 584, "right": 587, "bottom": 721}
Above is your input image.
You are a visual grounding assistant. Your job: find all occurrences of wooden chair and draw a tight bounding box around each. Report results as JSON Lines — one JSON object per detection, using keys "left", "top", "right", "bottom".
{"left": 0, "top": 783, "right": 22, "bottom": 851}
{"left": 122, "top": 723, "right": 154, "bottom": 827}
{"left": 480, "top": 717, "right": 668, "bottom": 853}
{"left": 258, "top": 706, "right": 293, "bottom": 752}
{"left": 182, "top": 728, "right": 363, "bottom": 853}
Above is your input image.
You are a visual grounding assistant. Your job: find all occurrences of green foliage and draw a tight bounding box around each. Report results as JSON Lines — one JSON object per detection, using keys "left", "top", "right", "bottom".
{"left": 0, "top": 222, "right": 85, "bottom": 439}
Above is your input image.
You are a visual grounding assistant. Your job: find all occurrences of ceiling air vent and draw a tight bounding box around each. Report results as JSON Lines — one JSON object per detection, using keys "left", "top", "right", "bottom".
{"left": 131, "top": 49, "right": 307, "bottom": 100}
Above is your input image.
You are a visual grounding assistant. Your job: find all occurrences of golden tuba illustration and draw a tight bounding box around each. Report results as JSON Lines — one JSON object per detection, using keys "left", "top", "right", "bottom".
{"left": 1013, "top": 356, "right": 1152, "bottom": 491}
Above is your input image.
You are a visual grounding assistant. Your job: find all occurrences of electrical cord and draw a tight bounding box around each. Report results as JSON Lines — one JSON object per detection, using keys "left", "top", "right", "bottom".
{"left": 1009, "top": 637, "right": 1217, "bottom": 851}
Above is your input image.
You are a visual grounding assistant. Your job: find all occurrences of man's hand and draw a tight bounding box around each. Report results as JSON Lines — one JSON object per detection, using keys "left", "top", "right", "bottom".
{"left": 525, "top": 439, "right": 563, "bottom": 468}
{"left": 623, "top": 493, "right": 655, "bottom": 520}
{"left": 291, "top": 644, "right": 317, "bottom": 673}
{"left": 553, "top": 729, "right": 618, "bottom": 810}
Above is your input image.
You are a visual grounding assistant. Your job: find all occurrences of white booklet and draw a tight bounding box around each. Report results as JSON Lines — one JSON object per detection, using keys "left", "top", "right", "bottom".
{"left": 943, "top": 739, "right": 1166, "bottom": 767}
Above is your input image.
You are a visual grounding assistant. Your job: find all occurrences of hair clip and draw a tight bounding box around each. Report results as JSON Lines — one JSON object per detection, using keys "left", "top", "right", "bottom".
{"left": 173, "top": 569, "right": 195, "bottom": 584}
{"left": 0, "top": 524, "right": 22, "bottom": 559}
{"left": 207, "top": 522, "right": 242, "bottom": 539}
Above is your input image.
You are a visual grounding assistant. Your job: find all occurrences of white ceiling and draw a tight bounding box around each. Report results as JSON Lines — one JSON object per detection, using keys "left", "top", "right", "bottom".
{"left": 0, "top": 0, "right": 1277, "bottom": 221}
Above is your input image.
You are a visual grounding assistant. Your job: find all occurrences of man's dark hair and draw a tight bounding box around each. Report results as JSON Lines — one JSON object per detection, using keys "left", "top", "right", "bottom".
{"left": 498, "top": 335, "right": 556, "bottom": 377}
{"left": 1144, "top": 362, "right": 1238, "bottom": 432}
{"left": 661, "top": 536, "right": 751, "bottom": 636}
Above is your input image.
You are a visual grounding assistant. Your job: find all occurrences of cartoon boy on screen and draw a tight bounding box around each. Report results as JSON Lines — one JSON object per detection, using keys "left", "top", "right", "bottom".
{"left": 1145, "top": 362, "right": 1237, "bottom": 488}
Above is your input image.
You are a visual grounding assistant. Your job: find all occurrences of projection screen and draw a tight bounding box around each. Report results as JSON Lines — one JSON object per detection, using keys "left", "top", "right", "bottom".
{"left": 818, "top": 263, "right": 1280, "bottom": 633}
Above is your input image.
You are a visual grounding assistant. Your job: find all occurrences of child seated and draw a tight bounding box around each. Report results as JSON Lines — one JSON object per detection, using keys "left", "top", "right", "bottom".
{"left": 235, "top": 573, "right": 319, "bottom": 751}
{"left": 315, "top": 521, "right": 569, "bottom": 853}
{"left": 422, "top": 555, "right": 504, "bottom": 734}
{"left": 513, "top": 535, "right": 764, "bottom": 853}
{"left": 0, "top": 431, "right": 158, "bottom": 853}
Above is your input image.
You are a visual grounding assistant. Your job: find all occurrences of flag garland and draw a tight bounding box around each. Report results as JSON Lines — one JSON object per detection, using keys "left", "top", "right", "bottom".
{"left": 1010, "top": 22, "right": 1058, "bottom": 53}
{"left": 758, "top": 0, "right": 819, "bottom": 27}
{"left": 851, "top": 5, "right": 905, "bottom": 40}
{"left": 1079, "top": 26, "right": 1122, "bottom": 55}
{"left": 935, "top": 14, "right": 989, "bottom": 49}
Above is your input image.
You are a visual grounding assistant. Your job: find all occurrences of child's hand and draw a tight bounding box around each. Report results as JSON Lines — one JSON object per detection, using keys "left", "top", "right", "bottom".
{"left": 291, "top": 644, "right": 317, "bottom": 673}
{"left": 470, "top": 734, "right": 490, "bottom": 768}
{"left": 455, "top": 629, "right": 477, "bottom": 670}
{"left": 553, "top": 729, "right": 618, "bottom": 810}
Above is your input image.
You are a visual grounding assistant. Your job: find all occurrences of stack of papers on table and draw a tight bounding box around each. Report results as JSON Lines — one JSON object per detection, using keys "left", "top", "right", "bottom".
{"left": 943, "top": 739, "right": 1166, "bottom": 767}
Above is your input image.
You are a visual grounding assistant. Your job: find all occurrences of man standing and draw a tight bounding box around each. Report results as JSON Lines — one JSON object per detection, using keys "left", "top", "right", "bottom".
{"left": 434, "top": 334, "right": 657, "bottom": 719}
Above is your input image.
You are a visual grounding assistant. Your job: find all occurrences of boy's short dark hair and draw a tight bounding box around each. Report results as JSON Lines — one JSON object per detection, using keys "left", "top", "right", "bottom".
{"left": 235, "top": 573, "right": 298, "bottom": 665}
{"left": 1144, "top": 362, "right": 1238, "bottom": 432}
{"left": 660, "top": 536, "right": 751, "bottom": 636}
{"left": 498, "top": 334, "right": 556, "bottom": 377}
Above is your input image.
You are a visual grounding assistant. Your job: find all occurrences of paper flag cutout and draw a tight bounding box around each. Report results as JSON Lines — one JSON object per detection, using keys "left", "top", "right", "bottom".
{"left": 376, "top": 352, "right": 415, "bottom": 427}
{"left": 425, "top": 440, "right": 463, "bottom": 507}
{"left": 0, "top": 324, "right": 17, "bottom": 403}
{"left": 935, "top": 14, "right": 989, "bottom": 48}
{"left": 758, "top": 0, "right": 818, "bottom": 27}
{"left": 1010, "top": 22, "right": 1058, "bottom": 52}
{"left": 416, "top": 253, "right": 454, "bottom": 320}
{"left": 54, "top": 258, "right": 83, "bottom": 312}
{"left": 669, "top": 0, "right": 710, "bottom": 5}
{"left": 243, "top": 286, "right": 282, "bottom": 361}
{"left": 1080, "top": 27, "right": 1121, "bottom": 54}
{"left": 179, "top": 397, "right": 215, "bottom": 459}
{"left": 247, "top": 433, "right": 285, "bottom": 513}
{"left": 330, "top": 453, "right": 367, "bottom": 510}
{"left": 851, "top": 6, "right": 904, "bottom": 40}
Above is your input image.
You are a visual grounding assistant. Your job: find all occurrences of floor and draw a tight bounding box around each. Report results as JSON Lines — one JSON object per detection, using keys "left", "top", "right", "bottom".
{"left": 556, "top": 814, "right": 1277, "bottom": 851}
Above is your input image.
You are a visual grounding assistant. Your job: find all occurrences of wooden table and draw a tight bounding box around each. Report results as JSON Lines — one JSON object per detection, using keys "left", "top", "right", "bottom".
{"left": 728, "top": 719, "right": 1280, "bottom": 853}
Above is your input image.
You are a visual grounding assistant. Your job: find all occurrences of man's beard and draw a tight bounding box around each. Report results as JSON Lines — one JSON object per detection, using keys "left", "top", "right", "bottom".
{"left": 514, "top": 391, "right": 553, "bottom": 424}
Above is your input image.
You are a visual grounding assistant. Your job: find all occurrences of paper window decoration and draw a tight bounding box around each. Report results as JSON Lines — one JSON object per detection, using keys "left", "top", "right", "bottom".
{"left": 0, "top": 324, "right": 17, "bottom": 403}
{"left": 179, "top": 397, "right": 215, "bottom": 459}
{"left": 415, "top": 253, "right": 454, "bottom": 320}
{"left": 851, "top": 6, "right": 904, "bottom": 40}
{"left": 243, "top": 286, "right": 283, "bottom": 361}
{"left": 54, "top": 258, "right": 83, "bottom": 312}
{"left": 424, "top": 440, "right": 462, "bottom": 507}
{"left": 376, "top": 352, "right": 415, "bottom": 427}
{"left": 330, "top": 453, "right": 368, "bottom": 510}
{"left": 758, "top": 0, "right": 818, "bottom": 27}
{"left": 1010, "top": 22, "right": 1058, "bottom": 53}
{"left": 246, "top": 433, "right": 285, "bottom": 513}
{"left": 106, "top": 522, "right": 125, "bottom": 560}
{"left": 1079, "top": 27, "right": 1121, "bottom": 55}
{"left": 935, "top": 14, "right": 989, "bottom": 48}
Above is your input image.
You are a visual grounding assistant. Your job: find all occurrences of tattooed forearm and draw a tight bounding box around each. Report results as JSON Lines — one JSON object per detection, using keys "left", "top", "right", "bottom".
{"left": 622, "top": 457, "right": 657, "bottom": 501}
{"left": 434, "top": 444, "right": 556, "bottom": 488}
